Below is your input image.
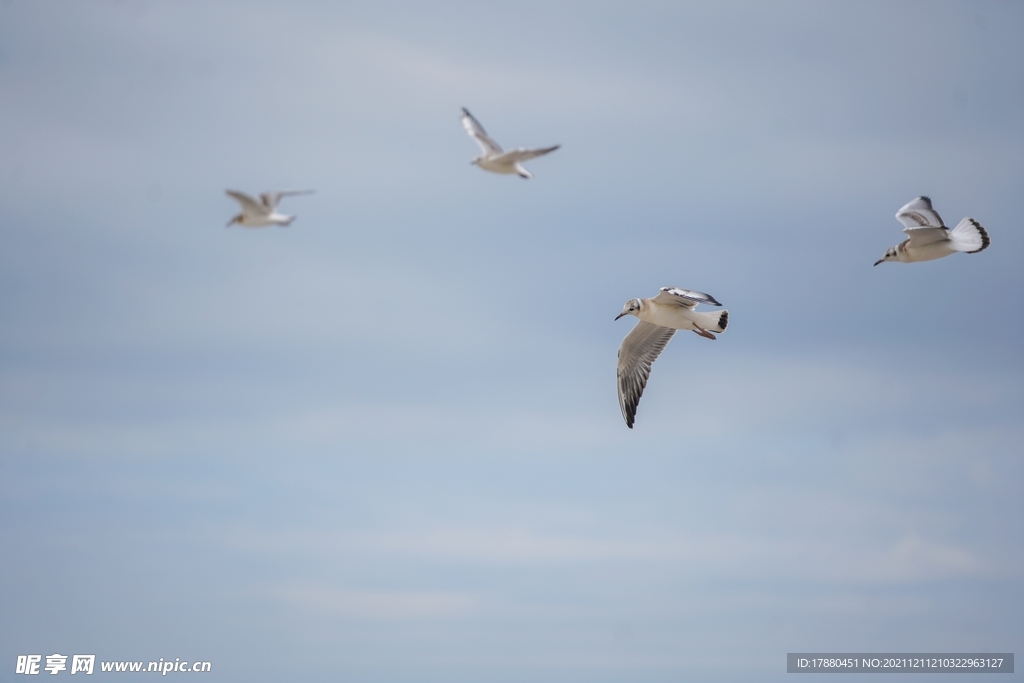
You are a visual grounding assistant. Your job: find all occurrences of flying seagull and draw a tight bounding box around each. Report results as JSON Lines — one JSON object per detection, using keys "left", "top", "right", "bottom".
{"left": 225, "top": 189, "right": 314, "bottom": 227}
{"left": 460, "top": 107, "right": 560, "bottom": 179}
{"left": 615, "top": 287, "right": 729, "bottom": 429}
{"left": 874, "top": 196, "right": 989, "bottom": 265}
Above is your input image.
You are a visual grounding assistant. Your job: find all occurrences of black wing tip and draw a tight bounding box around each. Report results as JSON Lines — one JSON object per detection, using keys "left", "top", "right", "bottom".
{"left": 719, "top": 310, "right": 729, "bottom": 330}
{"left": 663, "top": 286, "right": 722, "bottom": 307}
{"left": 967, "top": 218, "right": 991, "bottom": 253}
{"left": 620, "top": 393, "right": 637, "bottom": 429}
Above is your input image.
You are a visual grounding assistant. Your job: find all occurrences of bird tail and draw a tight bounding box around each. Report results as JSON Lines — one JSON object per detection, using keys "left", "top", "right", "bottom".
{"left": 948, "top": 217, "right": 990, "bottom": 253}
{"left": 693, "top": 309, "right": 728, "bottom": 333}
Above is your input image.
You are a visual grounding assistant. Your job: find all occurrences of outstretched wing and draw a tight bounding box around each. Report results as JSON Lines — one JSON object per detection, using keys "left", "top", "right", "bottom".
{"left": 896, "top": 196, "right": 945, "bottom": 229}
{"left": 500, "top": 145, "right": 561, "bottom": 162}
{"left": 653, "top": 286, "right": 722, "bottom": 309}
{"left": 461, "top": 107, "right": 502, "bottom": 155}
{"left": 225, "top": 189, "right": 269, "bottom": 217}
{"left": 902, "top": 226, "right": 949, "bottom": 246}
{"left": 617, "top": 321, "right": 676, "bottom": 429}
{"left": 259, "top": 190, "right": 314, "bottom": 211}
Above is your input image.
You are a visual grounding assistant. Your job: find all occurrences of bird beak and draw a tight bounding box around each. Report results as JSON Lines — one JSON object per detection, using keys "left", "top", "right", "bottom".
{"left": 873, "top": 259, "right": 883, "bottom": 266}
{"left": 614, "top": 312, "right": 626, "bottom": 320}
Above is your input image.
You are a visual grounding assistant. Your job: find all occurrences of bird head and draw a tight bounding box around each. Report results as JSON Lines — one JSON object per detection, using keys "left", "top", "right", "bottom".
{"left": 226, "top": 214, "right": 242, "bottom": 227}
{"left": 615, "top": 299, "right": 642, "bottom": 320}
{"left": 873, "top": 246, "right": 897, "bottom": 266}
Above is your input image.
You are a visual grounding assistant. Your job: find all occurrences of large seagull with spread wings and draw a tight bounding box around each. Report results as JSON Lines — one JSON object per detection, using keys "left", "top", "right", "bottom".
{"left": 615, "top": 287, "right": 729, "bottom": 429}
{"left": 460, "top": 107, "right": 560, "bottom": 179}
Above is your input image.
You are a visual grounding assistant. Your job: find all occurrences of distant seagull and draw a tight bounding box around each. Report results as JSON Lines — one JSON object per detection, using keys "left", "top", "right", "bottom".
{"left": 225, "top": 189, "right": 314, "bottom": 227}
{"left": 874, "top": 196, "right": 990, "bottom": 265}
{"left": 615, "top": 287, "right": 729, "bottom": 429}
{"left": 460, "top": 107, "right": 559, "bottom": 179}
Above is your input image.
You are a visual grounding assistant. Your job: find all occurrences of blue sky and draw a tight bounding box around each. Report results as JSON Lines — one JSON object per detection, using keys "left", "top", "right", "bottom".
{"left": 1, "top": 1, "right": 1022, "bottom": 681}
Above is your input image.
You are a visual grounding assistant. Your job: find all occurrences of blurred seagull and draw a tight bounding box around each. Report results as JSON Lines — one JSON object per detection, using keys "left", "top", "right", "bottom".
{"left": 615, "top": 287, "right": 729, "bottom": 429}
{"left": 461, "top": 107, "right": 559, "bottom": 179}
{"left": 874, "top": 196, "right": 990, "bottom": 265}
{"left": 225, "top": 189, "right": 314, "bottom": 227}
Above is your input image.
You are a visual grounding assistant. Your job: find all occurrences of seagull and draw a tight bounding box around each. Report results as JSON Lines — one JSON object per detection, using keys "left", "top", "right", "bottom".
{"left": 615, "top": 287, "right": 729, "bottom": 429}
{"left": 225, "top": 189, "right": 314, "bottom": 227}
{"left": 461, "top": 107, "right": 559, "bottom": 179}
{"left": 874, "top": 196, "right": 990, "bottom": 265}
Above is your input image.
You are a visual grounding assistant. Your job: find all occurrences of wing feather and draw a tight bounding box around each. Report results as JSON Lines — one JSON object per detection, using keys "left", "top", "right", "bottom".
{"left": 902, "top": 226, "right": 950, "bottom": 246}
{"left": 652, "top": 286, "right": 722, "bottom": 309}
{"left": 617, "top": 321, "right": 676, "bottom": 429}
{"left": 896, "top": 196, "right": 945, "bottom": 229}
{"left": 225, "top": 189, "right": 269, "bottom": 216}
{"left": 499, "top": 145, "right": 561, "bottom": 162}
{"left": 461, "top": 107, "right": 503, "bottom": 155}
{"left": 259, "top": 190, "right": 314, "bottom": 210}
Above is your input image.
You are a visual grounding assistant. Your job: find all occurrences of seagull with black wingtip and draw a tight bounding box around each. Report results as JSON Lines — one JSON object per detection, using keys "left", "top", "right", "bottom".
{"left": 874, "top": 196, "right": 990, "bottom": 265}
{"left": 615, "top": 287, "right": 729, "bottom": 429}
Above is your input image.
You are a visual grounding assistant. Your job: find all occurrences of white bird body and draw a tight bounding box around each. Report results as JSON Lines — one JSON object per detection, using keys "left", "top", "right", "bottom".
{"left": 630, "top": 297, "right": 727, "bottom": 333}
{"left": 882, "top": 236, "right": 959, "bottom": 264}
{"left": 461, "top": 107, "right": 559, "bottom": 179}
{"left": 875, "top": 196, "right": 990, "bottom": 265}
{"left": 615, "top": 287, "right": 729, "bottom": 429}
{"left": 225, "top": 189, "right": 314, "bottom": 228}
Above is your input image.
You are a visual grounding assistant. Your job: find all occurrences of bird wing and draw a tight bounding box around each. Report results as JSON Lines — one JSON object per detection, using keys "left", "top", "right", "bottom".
{"left": 617, "top": 321, "right": 676, "bottom": 429}
{"left": 461, "top": 107, "right": 503, "bottom": 155}
{"left": 259, "top": 190, "right": 314, "bottom": 211}
{"left": 896, "top": 196, "right": 945, "bottom": 229}
{"left": 902, "top": 226, "right": 950, "bottom": 246}
{"left": 500, "top": 145, "right": 561, "bottom": 162}
{"left": 652, "top": 286, "right": 722, "bottom": 309}
{"left": 225, "top": 189, "right": 270, "bottom": 216}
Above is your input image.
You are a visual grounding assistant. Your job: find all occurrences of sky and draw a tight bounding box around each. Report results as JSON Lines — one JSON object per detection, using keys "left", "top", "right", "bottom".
{"left": 1, "top": 1, "right": 1022, "bottom": 681}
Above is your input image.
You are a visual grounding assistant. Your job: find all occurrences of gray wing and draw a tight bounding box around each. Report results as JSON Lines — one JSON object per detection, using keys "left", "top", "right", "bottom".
{"left": 461, "top": 107, "right": 502, "bottom": 155}
{"left": 225, "top": 189, "right": 270, "bottom": 216}
{"left": 617, "top": 321, "right": 676, "bottom": 429}
{"left": 259, "top": 190, "right": 314, "bottom": 211}
{"left": 902, "top": 226, "right": 950, "bottom": 246}
{"left": 652, "top": 286, "right": 722, "bottom": 309}
{"left": 500, "top": 145, "right": 560, "bottom": 162}
{"left": 896, "top": 196, "right": 945, "bottom": 229}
